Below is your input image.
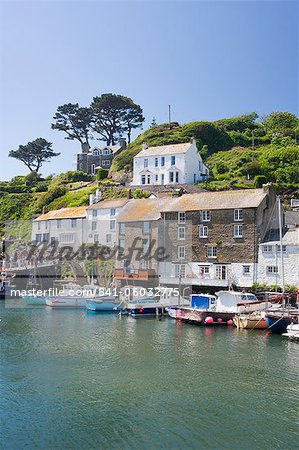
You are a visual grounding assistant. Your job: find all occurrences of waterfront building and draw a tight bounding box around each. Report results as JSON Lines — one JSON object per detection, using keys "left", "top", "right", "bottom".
{"left": 32, "top": 207, "right": 87, "bottom": 250}
{"left": 73, "top": 139, "right": 126, "bottom": 175}
{"left": 115, "top": 186, "right": 279, "bottom": 290}
{"left": 131, "top": 138, "right": 209, "bottom": 186}
{"left": 257, "top": 228, "right": 299, "bottom": 288}
{"left": 86, "top": 198, "right": 129, "bottom": 246}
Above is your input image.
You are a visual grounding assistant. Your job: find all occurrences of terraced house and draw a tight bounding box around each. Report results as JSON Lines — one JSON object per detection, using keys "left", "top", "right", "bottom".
{"left": 114, "top": 186, "right": 279, "bottom": 291}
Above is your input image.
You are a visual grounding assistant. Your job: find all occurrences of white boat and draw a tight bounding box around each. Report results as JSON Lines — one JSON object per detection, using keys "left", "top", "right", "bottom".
{"left": 45, "top": 284, "right": 96, "bottom": 308}
{"left": 282, "top": 323, "right": 299, "bottom": 339}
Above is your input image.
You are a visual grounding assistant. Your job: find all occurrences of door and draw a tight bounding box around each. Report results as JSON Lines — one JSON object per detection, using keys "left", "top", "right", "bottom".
{"left": 216, "top": 265, "right": 227, "bottom": 280}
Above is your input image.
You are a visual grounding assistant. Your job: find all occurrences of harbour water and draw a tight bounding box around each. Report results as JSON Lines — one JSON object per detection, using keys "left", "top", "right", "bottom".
{"left": 1, "top": 302, "right": 298, "bottom": 449}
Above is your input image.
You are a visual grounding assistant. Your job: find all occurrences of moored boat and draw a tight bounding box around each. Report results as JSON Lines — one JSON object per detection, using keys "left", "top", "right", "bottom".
{"left": 282, "top": 323, "right": 299, "bottom": 339}
{"left": 233, "top": 313, "right": 267, "bottom": 329}
{"left": 45, "top": 283, "right": 95, "bottom": 308}
{"left": 265, "top": 311, "right": 299, "bottom": 334}
{"left": 86, "top": 295, "right": 122, "bottom": 312}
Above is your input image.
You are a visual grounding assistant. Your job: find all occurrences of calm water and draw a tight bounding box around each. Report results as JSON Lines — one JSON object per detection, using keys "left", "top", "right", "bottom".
{"left": 1, "top": 302, "right": 298, "bottom": 450}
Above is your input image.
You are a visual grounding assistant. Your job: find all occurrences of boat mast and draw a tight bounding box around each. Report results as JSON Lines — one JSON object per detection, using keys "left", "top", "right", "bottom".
{"left": 278, "top": 197, "right": 285, "bottom": 306}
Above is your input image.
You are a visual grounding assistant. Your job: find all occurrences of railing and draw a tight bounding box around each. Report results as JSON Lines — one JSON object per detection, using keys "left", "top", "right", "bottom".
{"left": 114, "top": 268, "right": 156, "bottom": 280}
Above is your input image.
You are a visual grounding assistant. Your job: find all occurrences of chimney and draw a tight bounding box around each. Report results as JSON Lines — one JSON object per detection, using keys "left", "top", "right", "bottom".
{"left": 142, "top": 142, "right": 148, "bottom": 150}
{"left": 190, "top": 137, "right": 196, "bottom": 145}
{"left": 119, "top": 138, "right": 127, "bottom": 149}
{"left": 89, "top": 194, "right": 95, "bottom": 205}
{"left": 82, "top": 142, "right": 90, "bottom": 154}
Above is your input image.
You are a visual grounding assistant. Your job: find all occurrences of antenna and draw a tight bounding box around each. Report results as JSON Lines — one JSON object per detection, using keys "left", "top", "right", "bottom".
{"left": 168, "top": 104, "right": 171, "bottom": 129}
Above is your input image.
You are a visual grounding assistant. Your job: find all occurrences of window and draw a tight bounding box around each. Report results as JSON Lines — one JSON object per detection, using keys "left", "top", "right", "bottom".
{"left": 262, "top": 245, "right": 273, "bottom": 253}
{"left": 57, "top": 219, "right": 62, "bottom": 229}
{"left": 141, "top": 175, "right": 146, "bottom": 185}
{"left": 234, "top": 224, "right": 243, "bottom": 238}
{"left": 103, "top": 149, "right": 111, "bottom": 155}
{"left": 93, "top": 150, "right": 99, "bottom": 156}
{"left": 161, "top": 157, "right": 165, "bottom": 166}
{"left": 37, "top": 222, "right": 41, "bottom": 231}
{"left": 175, "top": 172, "right": 179, "bottom": 183}
{"left": 155, "top": 157, "right": 158, "bottom": 167}
{"left": 45, "top": 221, "right": 48, "bottom": 230}
{"left": 267, "top": 266, "right": 278, "bottom": 274}
{"left": 119, "top": 239, "right": 125, "bottom": 256}
{"left": 102, "top": 160, "right": 110, "bottom": 167}
{"left": 199, "top": 225, "right": 208, "bottom": 238}
{"left": 178, "top": 212, "right": 186, "bottom": 224}
{"left": 119, "top": 223, "right": 125, "bottom": 235}
{"left": 175, "top": 264, "right": 186, "bottom": 278}
{"left": 110, "top": 208, "right": 116, "bottom": 217}
{"left": 171, "top": 155, "right": 176, "bottom": 166}
{"left": 155, "top": 175, "right": 158, "bottom": 182}
{"left": 35, "top": 234, "right": 42, "bottom": 242}
{"left": 178, "top": 246, "right": 185, "bottom": 259}
{"left": 42, "top": 233, "right": 49, "bottom": 242}
{"left": 106, "top": 234, "right": 112, "bottom": 244}
{"left": 169, "top": 172, "right": 174, "bottom": 183}
{"left": 110, "top": 220, "right": 116, "bottom": 230}
{"left": 144, "top": 159, "right": 148, "bottom": 168}
{"left": 60, "top": 234, "right": 74, "bottom": 243}
{"left": 202, "top": 210, "right": 211, "bottom": 222}
{"left": 147, "top": 175, "right": 151, "bottom": 184}
{"left": 234, "top": 209, "right": 243, "bottom": 221}
{"left": 92, "top": 210, "right": 97, "bottom": 218}
{"left": 206, "top": 246, "right": 217, "bottom": 258}
{"left": 71, "top": 219, "right": 77, "bottom": 228}
{"left": 161, "top": 174, "right": 164, "bottom": 184}
{"left": 94, "top": 234, "right": 99, "bottom": 243}
{"left": 143, "top": 222, "right": 151, "bottom": 234}
{"left": 243, "top": 265, "right": 251, "bottom": 275}
{"left": 178, "top": 227, "right": 185, "bottom": 240}
{"left": 92, "top": 221, "right": 97, "bottom": 231}
{"left": 91, "top": 164, "right": 96, "bottom": 174}
{"left": 142, "top": 239, "right": 150, "bottom": 255}
{"left": 282, "top": 245, "right": 287, "bottom": 253}
{"left": 199, "top": 266, "right": 210, "bottom": 275}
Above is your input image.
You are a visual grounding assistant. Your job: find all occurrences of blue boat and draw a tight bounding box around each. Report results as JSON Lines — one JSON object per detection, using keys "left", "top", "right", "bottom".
{"left": 86, "top": 296, "right": 122, "bottom": 312}
{"left": 266, "top": 312, "right": 298, "bottom": 334}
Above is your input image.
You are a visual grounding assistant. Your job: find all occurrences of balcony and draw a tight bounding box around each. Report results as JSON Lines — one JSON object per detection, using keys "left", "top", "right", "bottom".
{"left": 114, "top": 268, "right": 156, "bottom": 280}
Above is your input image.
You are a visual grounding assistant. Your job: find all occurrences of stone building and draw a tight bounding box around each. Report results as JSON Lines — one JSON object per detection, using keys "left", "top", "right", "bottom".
{"left": 73, "top": 139, "right": 126, "bottom": 175}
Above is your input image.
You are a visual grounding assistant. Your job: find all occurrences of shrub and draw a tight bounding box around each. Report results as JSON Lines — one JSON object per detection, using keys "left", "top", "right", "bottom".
{"left": 96, "top": 169, "right": 109, "bottom": 181}
{"left": 254, "top": 175, "right": 267, "bottom": 187}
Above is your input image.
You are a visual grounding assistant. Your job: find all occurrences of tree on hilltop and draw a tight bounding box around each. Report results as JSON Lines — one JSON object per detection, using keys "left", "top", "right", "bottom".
{"left": 263, "top": 112, "right": 299, "bottom": 136}
{"left": 9, "top": 138, "right": 60, "bottom": 172}
{"left": 90, "top": 93, "right": 144, "bottom": 145}
{"left": 51, "top": 103, "right": 93, "bottom": 150}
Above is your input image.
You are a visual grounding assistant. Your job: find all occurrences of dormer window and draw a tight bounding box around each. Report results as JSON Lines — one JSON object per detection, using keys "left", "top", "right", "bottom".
{"left": 93, "top": 150, "right": 99, "bottom": 156}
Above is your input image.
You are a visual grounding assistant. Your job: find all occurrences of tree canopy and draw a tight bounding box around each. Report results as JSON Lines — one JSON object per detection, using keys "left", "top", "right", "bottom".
{"left": 90, "top": 93, "right": 144, "bottom": 145}
{"left": 51, "top": 103, "right": 93, "bottom": 150}
{"left": 9, "top": 138, "right": 60, "bottom": 172}
{"left": 263, "top": 112, "right": 299, "bottom": 136}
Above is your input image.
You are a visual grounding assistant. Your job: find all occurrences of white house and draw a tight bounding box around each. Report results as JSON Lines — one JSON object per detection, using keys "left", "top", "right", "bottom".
{"left": 32, "top": 207, "right": 87, "bottom": 250}
{"left": 131, "top": 138, "right": 209, "bottom": 186}
{"left": 257, "top": 228, "right": 299, "bottom": 288}
{"left": 86, "top": 198, "right": 129, "bottom": 246}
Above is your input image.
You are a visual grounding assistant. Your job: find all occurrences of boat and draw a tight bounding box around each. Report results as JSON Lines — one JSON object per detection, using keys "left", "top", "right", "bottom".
{"left": 170, "top": 291, "right": 262, "bottom": 326}
{"left": 45, "top": 283, "right": 96, "bottom": 308}
{"left": 86, "top": 295, "right": 122, "bottom": 312}
{"left": 282, "top": 323, "right": 299, "bottom": 339}
{"left": 119, "top": 285, "right": 165, "bottom": 317}
{"left": 233, "top": 312, "right": 267, "bottom": 329}
{"left": 0, "top": 278, "right": 18, "bottom": 299}
{"left": 265, "top": 311, "right": 299, "bottom": 334}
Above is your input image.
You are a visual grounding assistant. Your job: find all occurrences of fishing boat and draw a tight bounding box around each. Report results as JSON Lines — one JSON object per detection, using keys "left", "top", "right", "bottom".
{"left": 282, "top": 323, "right": 299, "bottom": 339}
{"left": 86, "top": 295, "right": 122, "bottom": 312}
{"left": 265, "top": 311, "right": 299, "bottom": 334}
{"left": 119, "top": 285, "right": 165, "bottom": 317}
{"left": 171, "top": 291, "right": 262, "bottom": 326}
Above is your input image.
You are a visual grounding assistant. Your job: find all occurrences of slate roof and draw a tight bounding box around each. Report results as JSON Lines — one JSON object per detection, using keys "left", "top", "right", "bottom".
{"left": 135, "top": 142, "right": 192, "bottom": 157}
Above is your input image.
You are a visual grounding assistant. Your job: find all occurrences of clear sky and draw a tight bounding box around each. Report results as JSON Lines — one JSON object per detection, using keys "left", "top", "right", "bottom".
{"left": 0, "top": 0, "right": 298, "bottom": 180}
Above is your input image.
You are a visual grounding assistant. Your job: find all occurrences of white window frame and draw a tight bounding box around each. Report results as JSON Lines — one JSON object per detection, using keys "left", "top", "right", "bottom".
{"left": 57, "top": 219, "right": 62, "bottom": 229}
{"left": 202, "top": 210, "right": 211, "bottom": 222}
{"left": 262, "top": 245, "right": 273, "bottom": 253}
{"left": 199, "top": 225, "right": 208, "bottom": 238}
{"left": 71, "top": 219, "right": 77, "bottom": 228}
{"left": 144, "top": 159, "right": 148, "bottom": 168}
{"left": 267, "top": 266, "right": 278, "bottom": 274}
{"left": 119, "top": 223, "right": 125, "bottom": 235}
{"left": 155, "top": 157, "right": 158, "bottom": 167}
{"left": 110, "top": 220, "right": 116, "bottom": 231}
{"left": 234, "top": 209, "right": 243, "bottom": 221}
{"left": 234, "top": 224, "right": 243, "bottom": 238}
{"left": 178, "top": 227, "right": 185, "bottom": 240}
{"left": 94, "top": 234, "right": 99, "bottom": 243}
{"left": 91, "top": 164, "right": 96, "bottom": 175}
{"left": 92, "top": 221, "right": 97, "bottom": 231}
{"left": 143, "top": 221, "right": 151, "bottom": 234}
{"left": 92, "top": 210, "right": 97, "bottom": 218}
{"left": 171, "top": 155, "right": 176, "bottom": 166}
{"left": 175, "top": 264, "right": 186, "bottom": 278}
{"left": 206, "top": 246, "right": 217, "bottom": 258}
{"left": 60, "top": 233, "right": 74, "bottom": 243}
{"left": 178, "top": 212, "right": 186, "bottom": 224}
{"left": 106, "top": 234, "right": 112, "bottom": 244}
{"left": 243, "top": 265, "right": 251, "bottom": 275}
{"left": 199, "top": 265, "right": 210, "bottom": 275}
{"left": 110, "top": 208, "right": 116, "bottom": 217}
{"left": 178, "top": 246, "right": 185, "bottom": 259}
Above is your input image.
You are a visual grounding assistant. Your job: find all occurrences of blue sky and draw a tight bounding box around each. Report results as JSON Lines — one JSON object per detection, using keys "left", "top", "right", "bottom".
{"left": 0, "top": 0, "right": 298, "bottom": 180}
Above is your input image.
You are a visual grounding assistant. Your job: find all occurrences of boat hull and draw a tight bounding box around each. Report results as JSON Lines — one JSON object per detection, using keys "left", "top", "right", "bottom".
{"left": 265, "top": 313, "right": 298, "bottom": 334}
{"left": 86, "top": 299, "right": 122, "bottom": 312}
{"left": 233, "top": 316, "right": 267, "bottom": 329}
{"left": 23, "top": 295, "right": 46, "bottom": 305}
{"left": 175, "top": 308, "right": 234, "bottom": 325}
{"left": 45, "top": 297, "right": 86, "bottom": 308}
